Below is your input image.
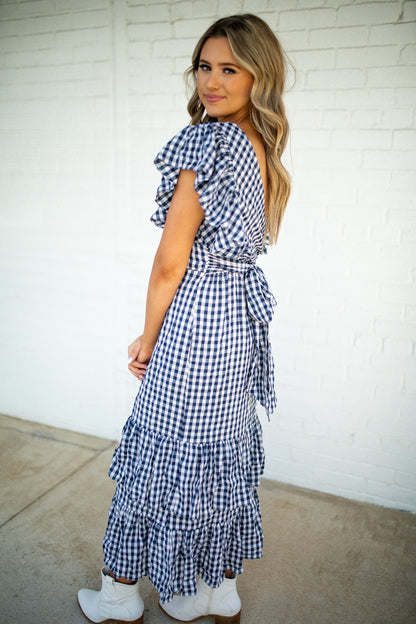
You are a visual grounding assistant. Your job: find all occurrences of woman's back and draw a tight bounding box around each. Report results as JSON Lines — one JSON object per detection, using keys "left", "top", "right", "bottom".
{"left": 153, "top": 122, "right": 267, "bottom": 262}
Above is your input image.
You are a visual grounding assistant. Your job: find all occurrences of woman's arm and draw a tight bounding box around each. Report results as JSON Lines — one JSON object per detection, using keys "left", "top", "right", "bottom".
{"left": 128, "top": 169, "right": 204, "bottom": 379}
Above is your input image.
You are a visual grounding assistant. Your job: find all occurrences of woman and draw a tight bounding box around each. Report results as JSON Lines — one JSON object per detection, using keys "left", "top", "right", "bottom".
{"left": 78, "top": 13, "right": 290, "bottom": 624}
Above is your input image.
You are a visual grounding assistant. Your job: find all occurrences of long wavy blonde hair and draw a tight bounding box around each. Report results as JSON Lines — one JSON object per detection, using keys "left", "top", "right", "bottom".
{"left": 185, "top": 14, "right": 291, "bottom": 244}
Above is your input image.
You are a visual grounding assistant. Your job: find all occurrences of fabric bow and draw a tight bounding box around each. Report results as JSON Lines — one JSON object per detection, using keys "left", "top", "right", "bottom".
{"left": 244, "top": 265, "right": 277, "bottom": 324}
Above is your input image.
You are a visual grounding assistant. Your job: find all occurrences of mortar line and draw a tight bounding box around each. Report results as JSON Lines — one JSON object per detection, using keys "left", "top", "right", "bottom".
{"left": 0, "top": 443, "right": 115, "bottom": 530}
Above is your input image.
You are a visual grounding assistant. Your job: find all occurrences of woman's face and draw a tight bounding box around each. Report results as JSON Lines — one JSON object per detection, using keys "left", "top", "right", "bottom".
{"left": 197, "top": 37, "right": 254, "bottom": 124}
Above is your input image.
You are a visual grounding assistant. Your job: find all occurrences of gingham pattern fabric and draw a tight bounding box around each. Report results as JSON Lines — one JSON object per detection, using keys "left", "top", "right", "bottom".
{"left": 103, "top": 122, "right": 277, "bottom": 603}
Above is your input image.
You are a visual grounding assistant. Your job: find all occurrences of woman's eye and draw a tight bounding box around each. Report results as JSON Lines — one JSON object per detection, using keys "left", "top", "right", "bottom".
{"left": 223, "top": 67, "right": 236, "bottom": 74}
{"left": 198, "top": 64, "right": 210, "bottom": 71}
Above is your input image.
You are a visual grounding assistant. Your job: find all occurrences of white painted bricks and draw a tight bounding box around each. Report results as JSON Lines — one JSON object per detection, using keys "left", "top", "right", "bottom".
{"left": 0, "top": 0, "right": 415, "bottom": 512}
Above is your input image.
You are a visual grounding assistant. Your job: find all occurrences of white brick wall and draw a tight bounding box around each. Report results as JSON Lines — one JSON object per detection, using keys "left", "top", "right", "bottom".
{"left": 1, "top": 0, "right": 415, "bottom": 512}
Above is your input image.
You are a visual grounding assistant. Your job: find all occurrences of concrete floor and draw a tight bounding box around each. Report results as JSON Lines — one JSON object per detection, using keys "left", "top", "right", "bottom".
{"left": 1, "top": 413, "right": 415, "bottom": 624}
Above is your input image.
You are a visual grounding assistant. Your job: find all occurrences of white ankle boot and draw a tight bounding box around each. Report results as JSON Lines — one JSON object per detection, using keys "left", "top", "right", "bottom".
{"left": 160, "top": 576, "right": 241, "bottom": 624}
{"left": 78, "top": 567, "right": 144, "bottom": 624}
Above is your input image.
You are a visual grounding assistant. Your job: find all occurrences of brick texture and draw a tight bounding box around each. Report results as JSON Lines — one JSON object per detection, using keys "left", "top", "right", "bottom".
{"left": 0, "top": 0, "right": 415, "bottom": 512}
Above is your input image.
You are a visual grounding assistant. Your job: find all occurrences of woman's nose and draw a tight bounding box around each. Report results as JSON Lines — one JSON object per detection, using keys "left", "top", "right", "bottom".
{"left": 206, "top": 71, "right": 220, "bottom": 89}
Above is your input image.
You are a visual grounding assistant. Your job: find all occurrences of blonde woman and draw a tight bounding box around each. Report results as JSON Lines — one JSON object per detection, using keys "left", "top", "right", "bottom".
{"left": 78, "top": 14, "right": 290, "bottom": 624}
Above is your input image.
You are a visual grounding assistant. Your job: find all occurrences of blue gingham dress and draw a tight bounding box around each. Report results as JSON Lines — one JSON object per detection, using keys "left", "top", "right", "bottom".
{"left": 103, "top": 122, "right": 277, "bottom": 603}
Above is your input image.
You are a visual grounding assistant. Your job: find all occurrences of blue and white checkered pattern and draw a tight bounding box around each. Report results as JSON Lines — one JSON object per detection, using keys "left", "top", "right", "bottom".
{"left": 103, "top": 122, "right": 277, "bottom": 603}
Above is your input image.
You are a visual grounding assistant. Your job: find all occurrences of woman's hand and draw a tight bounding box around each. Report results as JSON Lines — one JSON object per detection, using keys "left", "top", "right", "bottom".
{"left": 128, "top": 335, "right": 153, "bottom": 381}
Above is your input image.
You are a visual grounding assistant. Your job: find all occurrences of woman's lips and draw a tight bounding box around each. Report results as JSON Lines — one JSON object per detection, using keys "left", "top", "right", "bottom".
{"left": 204, "top": 95, "right": 225, "bottom": 103}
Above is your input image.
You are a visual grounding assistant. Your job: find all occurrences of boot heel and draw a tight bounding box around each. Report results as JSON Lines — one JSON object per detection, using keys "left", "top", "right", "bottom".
{"left": 214, "top": 611, "right": 241, "bottom": 624}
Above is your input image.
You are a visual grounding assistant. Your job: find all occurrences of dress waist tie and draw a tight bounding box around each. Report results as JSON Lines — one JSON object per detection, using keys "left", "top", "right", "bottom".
{"left": 204, "top": 254, "right": 277, "bottom": 418}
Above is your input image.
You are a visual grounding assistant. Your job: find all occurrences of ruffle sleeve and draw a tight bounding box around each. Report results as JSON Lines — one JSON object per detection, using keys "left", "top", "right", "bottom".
{"left": 151, "top": 124, "right": 247, "bottom": 256}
